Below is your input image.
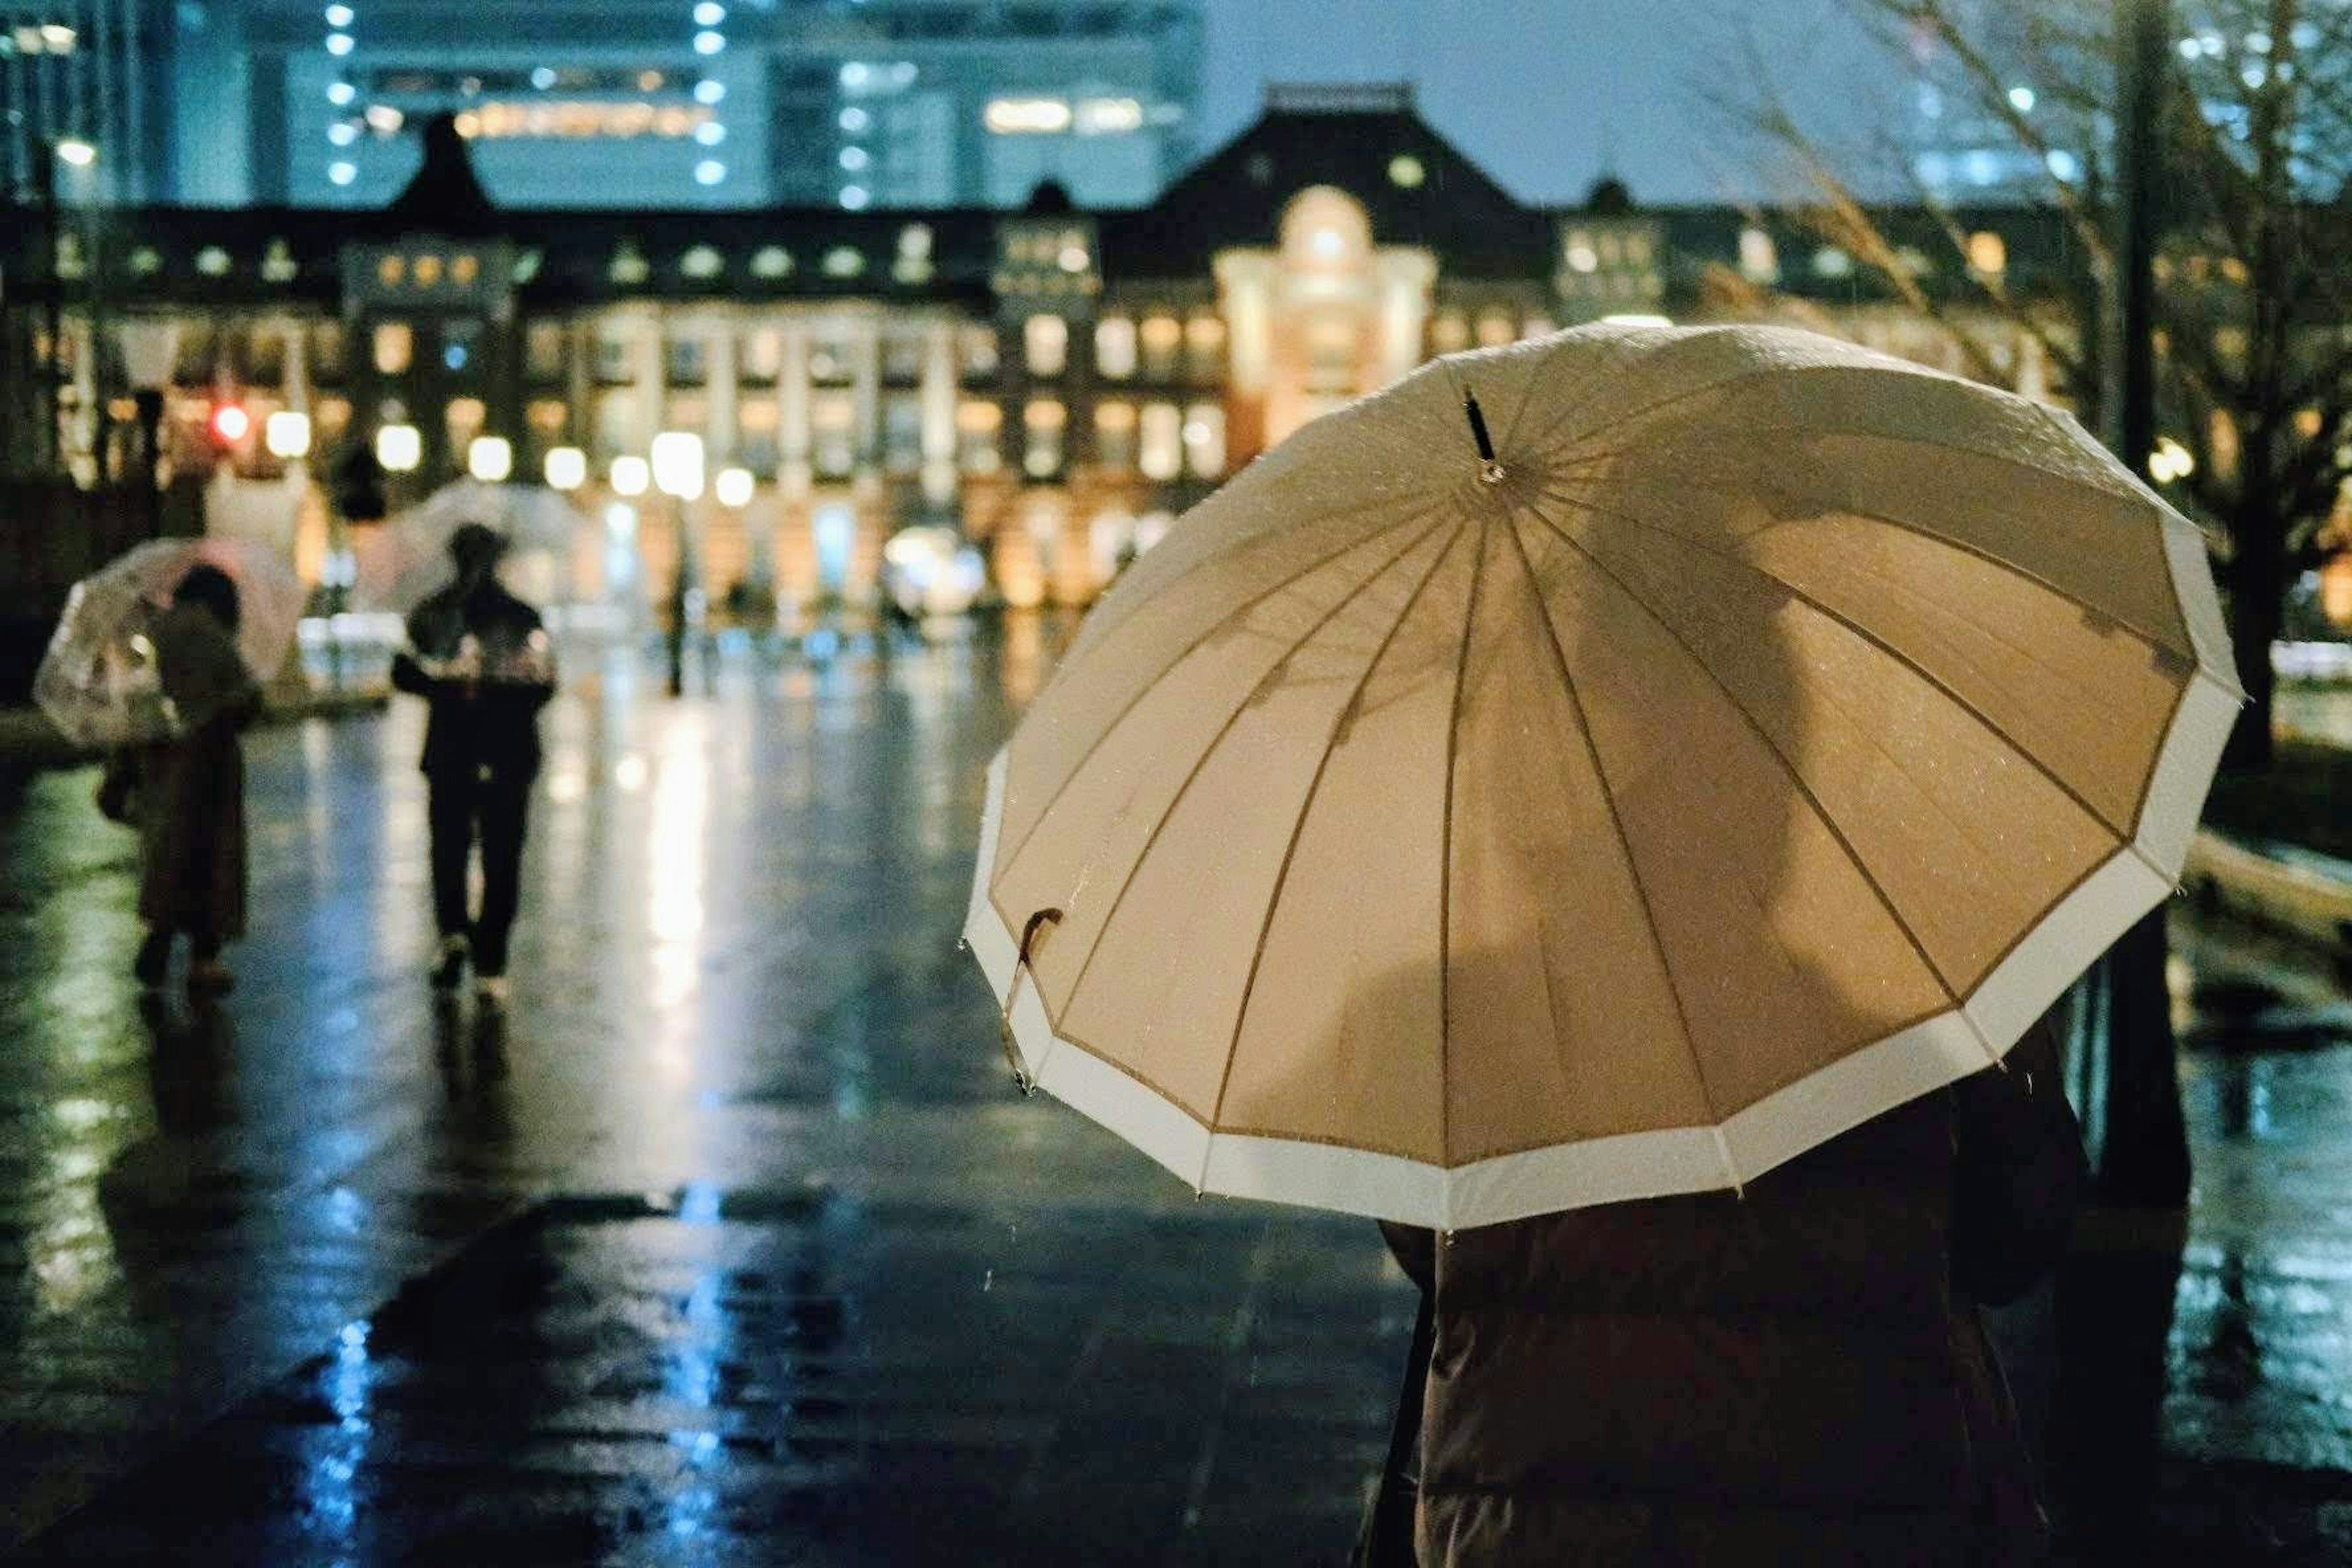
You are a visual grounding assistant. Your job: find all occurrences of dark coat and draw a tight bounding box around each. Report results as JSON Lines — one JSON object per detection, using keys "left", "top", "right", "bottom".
{"left": 1385, "top": 1020, "right": 2082, "bottom": 1568}
{"left": 390, "top": 578, "right": 554, "bottom": 782}
{"left": 134, "top": 601, "right": 260, "bottom": 938}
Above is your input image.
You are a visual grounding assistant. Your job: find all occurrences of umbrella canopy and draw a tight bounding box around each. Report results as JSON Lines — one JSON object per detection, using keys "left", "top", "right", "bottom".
{"left": 352, "top": 480, "right": 584, "bottom": 612}
{"left": 966, "top": 323, "right": 2242, "bottom": 1231}
{"left": 34, "top": 535, "right": 306, "bottom": 747}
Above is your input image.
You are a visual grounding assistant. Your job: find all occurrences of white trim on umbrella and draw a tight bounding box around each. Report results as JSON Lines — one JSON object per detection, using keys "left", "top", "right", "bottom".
{"left": 964, "top": 739, "right": 2224, "bottom": 1231}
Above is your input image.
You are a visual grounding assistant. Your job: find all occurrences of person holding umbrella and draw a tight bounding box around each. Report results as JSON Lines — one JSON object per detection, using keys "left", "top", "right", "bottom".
{"left": 127, "top": 564, "right": 263, "bottom": 993}
{"left": 391, "top": 521, "right": 556, "bottom": 1006}
{"left": 966, "top": 325, "right": 2242, "bottom": 1564}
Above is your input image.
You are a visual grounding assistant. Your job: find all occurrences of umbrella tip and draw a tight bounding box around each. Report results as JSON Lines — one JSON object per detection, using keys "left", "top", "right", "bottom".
{"left": 1462, "top": 390, "right": 1505, "bottom": 485}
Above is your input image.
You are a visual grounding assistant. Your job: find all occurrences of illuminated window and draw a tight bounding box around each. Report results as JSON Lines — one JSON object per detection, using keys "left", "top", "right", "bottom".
{"left": 894, "top": 223, "right": 935, "bottom": 283}
{"left": 1281, "top": 187, "right": 1371, "bottom": 271}
{"left": 884, "top": 393, "right": 924, "bottom": 472}
{"left": 812, "top": 392, "right": 854, "bottom": 477}
{"left": 960, "top": 325, "right": 999, "bottom": 379}
{"left": 682, "top": 245, "right": 723, "bottom": 279}
{"left": 752, "top": 246, "right": 792, "bottom": 279}
{"left": 737, "top": 398, "right": 780, "bottom": 472}
{"left": 1183, "top": 403, "right": 1225, "bottom": 478}
{"left": 1967, "top": 230, "right": 2007, "bottom": 276}
{"left": 1139, "top": 402, "right": 1181, "bottom": 480}
{"left": 957, "top": 400, "right": 1003, "bottom": 473}
{"left": 1476, "top": 311, "right": 1515, "bottom": 348}
{"left": 1023, "top": 398, "right": 1065, "bottom": 477}
{"left": 1430, "top": 312, "right": 1469, "bottom": 354}
{"left": 1738, "top": 227, "right": 1777, "bottom": 284}
{"left": 610, "top": 244, "right": 651, "bottom": 285}
{"left": 1024, "top": 314, "right": 1068, "bottom": 376}
{"left": 821, "top": 246, "right": 864, "bottom": 279}
{"left": 1185, "top": 315, "right": 1226, "bottom": 377}
{"left": 527, "top": 398, "right": 568, "bottom": 437}
{"left": 1095, "top": 316, "right": 1136, "bottom": 379}
{"left": 372, "top": 322, "right": 413, "bottom": 374}
{"left": 446, "top": 397, "right": 487, "bottom": 450}
{"left": 1812, "top": 246, "right": 1854, "bottom": 279}
{"left": 1095, "top": 401, "right": 1137, "bottom": 468}
{"left": 986, "top": 97, "right": 1072, "bottom": 134}
{"left": 1564, "top": 232, "right": 1598, "bottom": 274}
{"left": 1074, "top": 97, "right": 1144, "bottom": 134}
{"left": 526, "top": 322, "right": 566, "bottom": 380}
{"left": 1388, "top": 154, "right": 1425, "bottom": 188}
{"left": 196, "top": 246, "right": 231, "bottom": 277}
{"left": 1139, "top": 314, "right": 1180, "bottom": 376}
{"left": 414, "top": 254, "right": 444, "bottom": 287}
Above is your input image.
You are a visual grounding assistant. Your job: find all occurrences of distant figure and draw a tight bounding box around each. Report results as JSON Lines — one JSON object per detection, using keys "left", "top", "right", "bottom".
{"left": 130, "top": 564, "right": 262, "bottom": 993}
{"left": 1367, "top": 1018, "right": 2085, "bottom": 1567}
{"left": 390, "top": 522, "right": 556, "bottom": 1006}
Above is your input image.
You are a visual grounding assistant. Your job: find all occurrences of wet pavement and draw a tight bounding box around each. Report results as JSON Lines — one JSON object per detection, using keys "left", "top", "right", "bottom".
{"left": 1, "top": 621, "right": 2349, "bottom": 1564}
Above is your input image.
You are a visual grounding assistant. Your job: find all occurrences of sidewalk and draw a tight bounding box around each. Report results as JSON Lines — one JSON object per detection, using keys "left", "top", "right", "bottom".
{"left": 0, "top": 687, "right": 389, "bottom": 772}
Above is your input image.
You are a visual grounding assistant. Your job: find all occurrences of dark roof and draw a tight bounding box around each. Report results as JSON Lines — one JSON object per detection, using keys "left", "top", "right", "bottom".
{"left": 1098, "top": 100, "right": 1555, "bottom": 279}
{"left": 379, "top": 114, "right": 501, "bottom": 238}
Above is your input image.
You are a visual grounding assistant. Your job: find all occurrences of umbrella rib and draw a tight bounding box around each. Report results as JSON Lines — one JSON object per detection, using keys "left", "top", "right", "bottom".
{"left": 1531, "top": 481, "right": 2139, "bottom": 848}
{"left": 1553, "top": 443, "right": 2193, "bottom": 660}
{"left": 1201, "top": 517, "right": 1469, "bottom": 1166}
{"left": 1517, "top": 499, "right": 1969, "bottom": 1014}
{"left": 1049, "top": 514, "right": 1464, "bottom": 1041}
{"left": 1435, "top": 514, "right": 1494, "bottom": 1184}
{"left": 1043, "top": 483, "right": 1455, "bottom": 687}
{"left": 990, "top": 506, "right": 1446, "bottom": 887}
{"left": 1507, "top": 352, "right": 1804, "bottom": 466}
{"left": 1495, "top": 510, "right": 1741, "bottom": 1192}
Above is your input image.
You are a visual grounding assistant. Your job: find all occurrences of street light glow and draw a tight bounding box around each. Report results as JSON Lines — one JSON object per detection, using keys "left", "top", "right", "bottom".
{"left": 610, "top": 456, "right": 651, "bottom": 497}
{"left": 468, "top": 435, "right": 514, "bottom": 483}
{"left": 650, "top": 431, "right": 705, "bottom": 500}
{"left": 54, "top": 139, "right": 96, "bottom": 168}
{"left": 375, "top": 423, "right": 422, "bottom": 472}
{"left": 264, "top": 410, "right": 313, "bottom": 459}
{"left": 543, "top": 446, "right": 587, "bottom": 491}
{"left": 714, "top": 466, "right": 754, "bottom": 507}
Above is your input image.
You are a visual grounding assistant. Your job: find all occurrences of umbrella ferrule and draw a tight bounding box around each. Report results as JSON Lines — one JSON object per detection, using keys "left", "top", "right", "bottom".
{"left": 1463, "top": 391, "right": 1506, "bottom": 486}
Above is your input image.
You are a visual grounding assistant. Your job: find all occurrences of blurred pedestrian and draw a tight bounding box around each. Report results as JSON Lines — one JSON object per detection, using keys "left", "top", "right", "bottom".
{"left": 390, "top": 522, "right": 556, "bottom": 1007}
{"left": 1363, "top": 1017, "right": 2085, "bottom": 1567}
{"left": 127, "top": 564, "right": 262, "bottom": 994}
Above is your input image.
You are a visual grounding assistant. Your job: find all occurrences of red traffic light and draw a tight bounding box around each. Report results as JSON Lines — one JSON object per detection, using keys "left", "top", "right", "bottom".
{"left": 208, "top": 403, "right": 251, "bottom": 445}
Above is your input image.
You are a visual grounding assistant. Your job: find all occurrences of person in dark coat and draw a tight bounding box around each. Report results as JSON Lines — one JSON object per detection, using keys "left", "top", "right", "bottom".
{"left": 1372, "top": 1017, "right": 2084, "bottom": 1568}
{"left": 131, "top": 564, "right": 262, "bottom": 993}
{"left": 390, "top": 522, "right": 556, "bottom": 1006}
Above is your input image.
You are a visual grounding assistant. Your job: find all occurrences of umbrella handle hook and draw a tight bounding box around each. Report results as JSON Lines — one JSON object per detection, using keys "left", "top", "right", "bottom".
{"left": 1000, "top": 908, "right": 1064, "bottom": 1095}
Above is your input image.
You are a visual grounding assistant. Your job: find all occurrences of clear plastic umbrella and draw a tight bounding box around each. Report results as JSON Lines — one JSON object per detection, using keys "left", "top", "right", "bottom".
{"left": 33, "top": 535, "right": 306, "bottom": 747}
{"left": 352, "top": 480, "right": 586, "bottom": 612}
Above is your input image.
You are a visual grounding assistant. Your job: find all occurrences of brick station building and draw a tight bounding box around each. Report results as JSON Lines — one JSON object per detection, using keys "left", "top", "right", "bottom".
{"left": 0, "top": 83, "right": 2092, "bottom": 617}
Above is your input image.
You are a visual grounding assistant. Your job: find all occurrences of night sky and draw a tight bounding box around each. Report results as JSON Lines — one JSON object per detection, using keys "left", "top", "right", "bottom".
{"left": 1196, "top": 0, "right": 1891, "bottom": 205}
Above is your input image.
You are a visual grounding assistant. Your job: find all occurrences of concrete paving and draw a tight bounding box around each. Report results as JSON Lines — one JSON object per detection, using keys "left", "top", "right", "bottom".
{"left": 1, "top": 621, "right": 2347, "bottom": 1564}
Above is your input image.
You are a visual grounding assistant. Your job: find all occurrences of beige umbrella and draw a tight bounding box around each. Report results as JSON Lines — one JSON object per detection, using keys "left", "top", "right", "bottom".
{"left": 967, "top": 323, "right": 2241, "bottom": 1231}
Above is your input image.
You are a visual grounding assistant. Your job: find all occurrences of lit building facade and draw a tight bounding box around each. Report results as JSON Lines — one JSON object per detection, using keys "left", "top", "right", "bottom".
{"left": 1, "top": 84, "right": 2099, "bottom": 613}
{"left": 218, "top": 0, "right": 1203, "bottom": 211}
{"left": 1, "top": 0, "right": 179, "bottom": 203}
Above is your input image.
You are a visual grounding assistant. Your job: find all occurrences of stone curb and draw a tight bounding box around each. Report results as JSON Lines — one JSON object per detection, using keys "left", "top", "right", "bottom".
{"left": 2184, "top": 828, "right": 2352, "bottom": 957}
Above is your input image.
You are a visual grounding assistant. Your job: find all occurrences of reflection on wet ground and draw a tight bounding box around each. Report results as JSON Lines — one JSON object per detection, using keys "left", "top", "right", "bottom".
{"left": 1, "top": 623, "right": 2349, "bottom": 1563}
